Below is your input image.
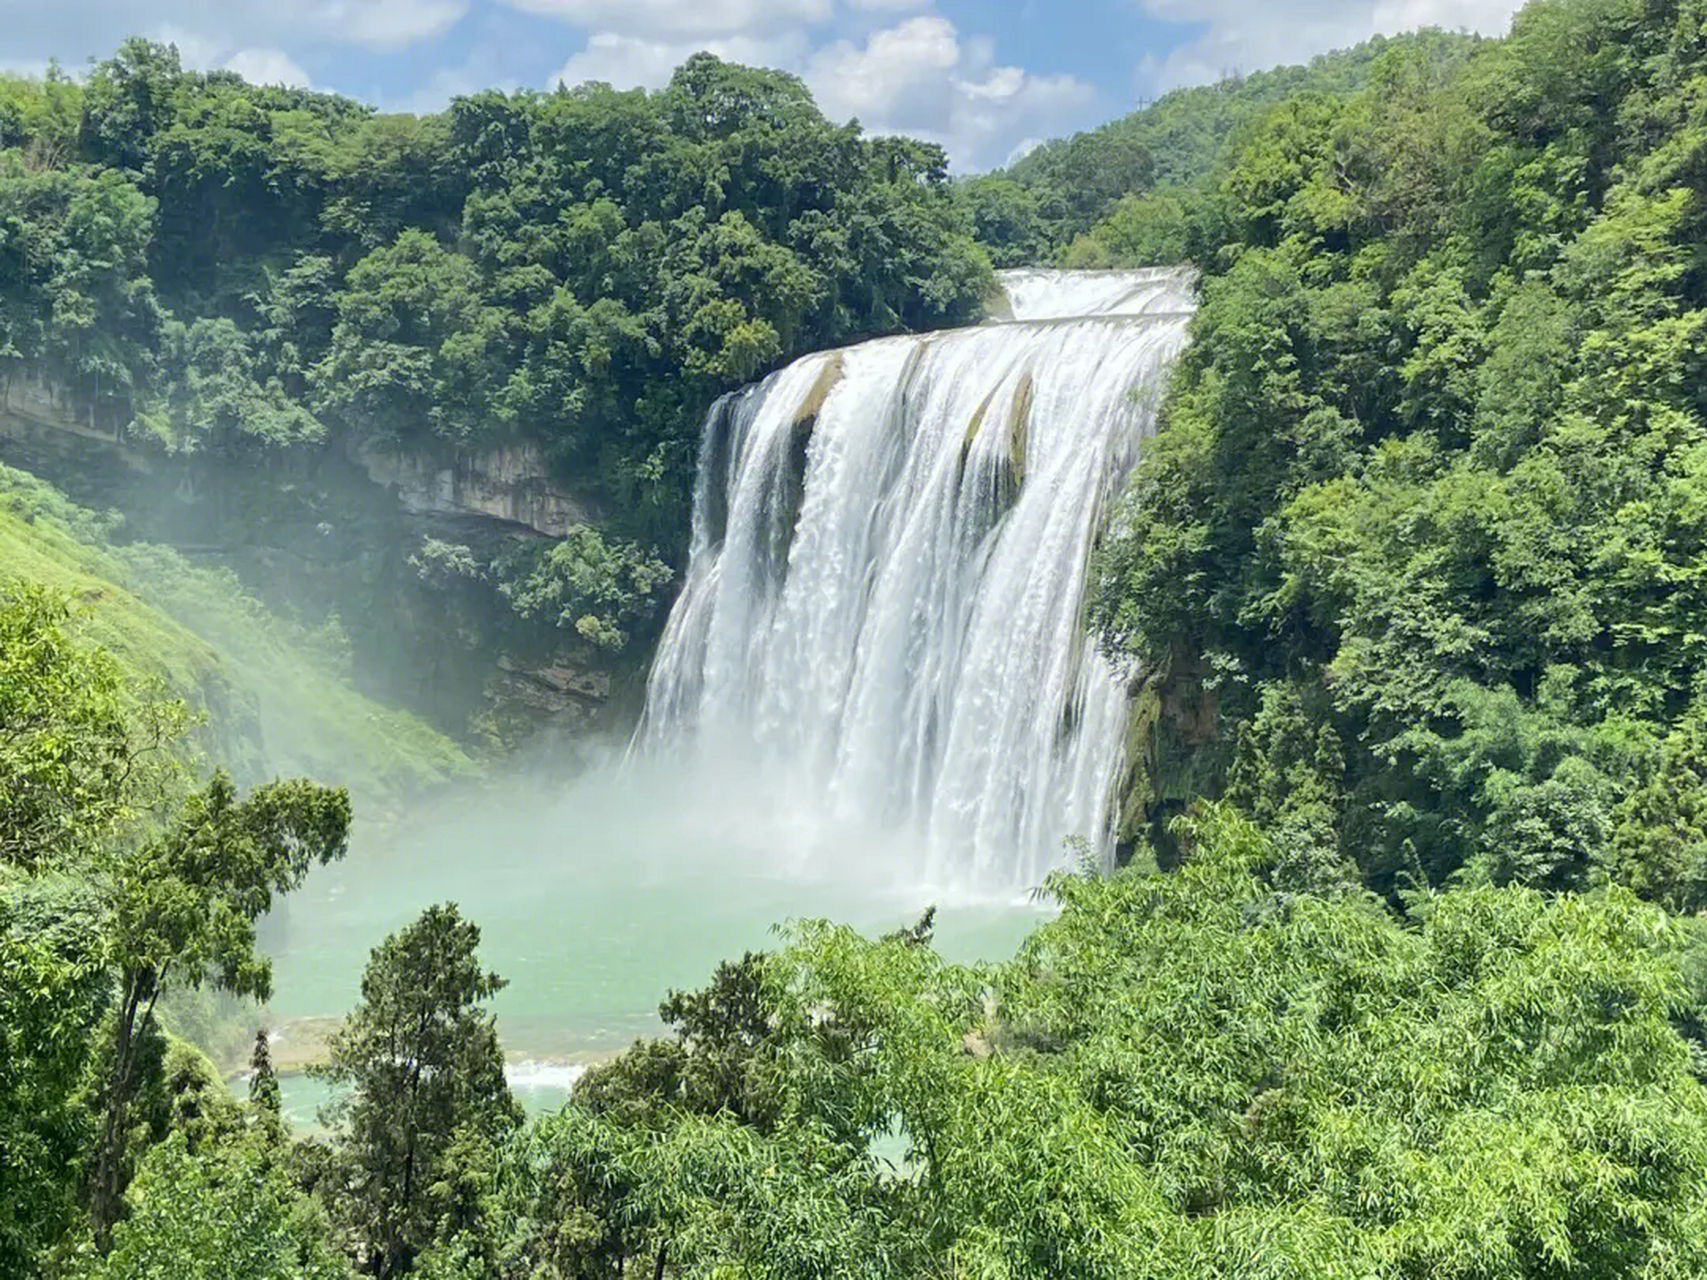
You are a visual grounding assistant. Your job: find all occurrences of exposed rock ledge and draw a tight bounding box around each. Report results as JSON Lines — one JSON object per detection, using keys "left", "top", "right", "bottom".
{"left": 3, "top": 370, "right": 598, "bottom": 541}
{"left": 492, "top": 654, "right": 612, "bottom": 724}
{"left": 352, "top": 437, "right": 598, "bottom": 539}
{"left": 2, "top": 371, "right": 134, "bottom": 449}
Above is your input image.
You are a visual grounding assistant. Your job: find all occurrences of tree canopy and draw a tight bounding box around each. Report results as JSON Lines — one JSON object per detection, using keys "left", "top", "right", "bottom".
{"left": 422, "top": 807, "right": 1707, "bottom": 1280}
{"left": 1088, "top": 0, "right": 1707, "bottom": 917}
{"left": 0, "top": 583, "right": 350, "bottom": 1269}
{"left": 0, "top": 45, "right": 992, "bottom": 554}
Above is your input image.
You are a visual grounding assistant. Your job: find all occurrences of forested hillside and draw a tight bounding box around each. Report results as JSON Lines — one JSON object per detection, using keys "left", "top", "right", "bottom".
{"left": 1, "top": 43, "right": 988, "bottom": 537}
{"left": 958, "top": 29, "right": 1478, "bottom": 265}
{"left": 1088, "top": 0, "right": 1707, "bottom": 919}
{"left": 0, "top": 45, "right": 992, "bottom": 740}
{"left": 0, "top": 464, "right": 469, "bottom": 811}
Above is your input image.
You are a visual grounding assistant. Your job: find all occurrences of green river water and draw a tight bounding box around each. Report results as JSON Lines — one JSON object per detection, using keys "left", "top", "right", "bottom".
{"left": 258, "top": 757, "right": 1047, "bottom": 1123}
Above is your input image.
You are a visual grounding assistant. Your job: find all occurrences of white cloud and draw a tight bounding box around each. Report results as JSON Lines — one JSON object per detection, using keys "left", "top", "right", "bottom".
{"left": 1372, "top": 0, "right": 1521, "bottom": 26}
{"left": 551, "top": 29, "right": 808, "bottom": 90}
{"left": 377, "top": 48, "right": 526, "bottom": 112}
{"left": 308, "top": 0, "right": 469, "bottom": 49}
{"left": 844, "top": 0, "right": 931, "bottom": 10}
{"left": 504, "top": 0, "right": 829, "bottom": 41}
{"left": 1134, "top": 0, "right": 1522, "bottom": 92}
{"left": 224, "top": 47, "right": 313, "bottom": 87}
{"left": 144, "top": 25, "right": 317, "bottom": 88}
{"left": 545, "top": 12, "right": 1088, "bottom": 170}
{"left": 805, "top": 16, "right": 1094, "bottom": 170}
{"left": 149, "top": 24, "right": 228, "bottom": 70}
{"left": 807, "top": 17, "right": 958, "bottom": 123}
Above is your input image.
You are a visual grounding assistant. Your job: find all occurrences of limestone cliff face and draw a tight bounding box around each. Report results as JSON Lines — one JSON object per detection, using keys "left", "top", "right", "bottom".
{"left": 0, "top": 372, "right": 632, "bottom": 745}
{"left": 351, "top": 437, "right": 599, "bottom": 539}
{"left": 1111, "top": 656, "right": 1229, "bottom": 866}
{"left": 2, "top": 371, "right": 133, "bottom": 448}
{"left": 490, "top": 653, "right": 614, "bottom": 725}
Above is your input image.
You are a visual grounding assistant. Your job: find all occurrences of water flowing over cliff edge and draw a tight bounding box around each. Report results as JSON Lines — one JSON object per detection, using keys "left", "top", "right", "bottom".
{"left": 639, "top": 268, "right": 1195, "bottom": 891}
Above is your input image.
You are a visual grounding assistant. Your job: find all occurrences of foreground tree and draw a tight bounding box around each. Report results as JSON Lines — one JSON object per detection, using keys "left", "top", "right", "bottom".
{"left": 92, "top": 1133, "right": 345, "bottom": 1280}
{"left": 0, "top": 875, "right": 106, "bottom": 1276}
{"left": 0, "top": 584, "right": 354, "bottom": 1254}
{"left": 320, "top": 903, "right": 520, "bottom": 1277}
{"left": 484, "top": 805, "right": 1707, "bottom": 1280}
{"left": 0, "top": 584, "right": 186, "bottom": 871}
{"left": 90, "top": 772, "right": 352, "bottom": 1244}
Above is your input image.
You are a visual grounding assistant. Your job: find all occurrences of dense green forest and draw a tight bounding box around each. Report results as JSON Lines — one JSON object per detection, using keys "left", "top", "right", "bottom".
{"left": 0, "top": 43, "right": 992, "bottom": 739}
{"left": 1085, "top": 0, "right": 1707, "bottom": 913}
{"left": 10, "top": 0, "right": 1707, "bottom": 1275}
{"left": 0, "top": 42, "right": 988, "bottom": 535}
{"left": 961, "top": 29, "right": 1479, "bottom": 266}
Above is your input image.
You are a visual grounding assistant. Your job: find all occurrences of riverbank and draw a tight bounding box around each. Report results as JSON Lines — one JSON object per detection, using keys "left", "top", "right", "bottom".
{"left": 224, "top": 1015, "right": 619, "bottom": 1131}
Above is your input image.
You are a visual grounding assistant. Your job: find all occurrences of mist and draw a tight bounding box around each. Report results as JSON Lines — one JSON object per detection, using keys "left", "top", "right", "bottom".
{"left": 260, "top": 739, "right": 1048, "bottom": 1091}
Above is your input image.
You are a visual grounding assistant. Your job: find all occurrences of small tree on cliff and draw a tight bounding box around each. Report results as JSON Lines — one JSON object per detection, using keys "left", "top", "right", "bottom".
{"left": 319, "top": 903, "right": 520, "bottom": 1278}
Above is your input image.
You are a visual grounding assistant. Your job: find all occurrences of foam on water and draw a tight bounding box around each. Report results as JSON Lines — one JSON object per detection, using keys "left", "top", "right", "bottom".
{"left": 505, "top": 1059, "right": 589, "bottom": 1093}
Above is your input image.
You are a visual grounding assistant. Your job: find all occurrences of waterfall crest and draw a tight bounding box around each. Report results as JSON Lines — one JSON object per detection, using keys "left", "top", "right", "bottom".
{"left": 993, "top": 267, "right": 1195, "bottom": 322}
{"left": 640, "top": 268, "right": 1195, "bottom": 892}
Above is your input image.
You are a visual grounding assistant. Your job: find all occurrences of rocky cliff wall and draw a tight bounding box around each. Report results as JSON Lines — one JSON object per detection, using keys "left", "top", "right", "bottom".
{"left": 352, "top": 437, "right": 599, "bottom": 539}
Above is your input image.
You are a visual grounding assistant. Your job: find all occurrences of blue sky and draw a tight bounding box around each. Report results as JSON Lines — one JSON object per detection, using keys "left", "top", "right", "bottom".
{"left": 0, "top": 0, "right": 1525, "bottom": 169}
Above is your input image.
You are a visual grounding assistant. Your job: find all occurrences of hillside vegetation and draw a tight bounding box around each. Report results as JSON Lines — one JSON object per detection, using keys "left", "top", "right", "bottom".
{"left": 959, "top": 29, "right": 1478, "bottom": 265}
{"left": 0, "top": 48, "right": 990, "bottom": 552}
{"left": 0, "top": 464, "right": 471, "bottom": 814}
{"left": 1082, "top": 0, "right": 1707, "bottom": 920}
{"left": 0, "top": 46, "right": 994, "bottom": 739}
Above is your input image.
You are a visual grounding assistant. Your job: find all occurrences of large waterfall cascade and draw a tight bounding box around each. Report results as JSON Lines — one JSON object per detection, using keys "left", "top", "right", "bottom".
{"left": 640, "top": 267, "right": 1195, "bottom": 893}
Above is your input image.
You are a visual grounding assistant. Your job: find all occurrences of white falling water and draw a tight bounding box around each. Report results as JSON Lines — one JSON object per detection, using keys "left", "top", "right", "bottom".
{"left": 640, "top": 268, "right": 1195, "bottom": 893}
{"left": 995, "top": 267, "right": 1197, "bottom": 322}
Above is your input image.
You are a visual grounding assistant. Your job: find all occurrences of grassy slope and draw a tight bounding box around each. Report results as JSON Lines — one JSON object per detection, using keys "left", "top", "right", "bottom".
{"left": 0, "top": 500, "right": 229, "bottom": 715}
{"left": 0, "top": 465, "right": 474, "bottom": 818}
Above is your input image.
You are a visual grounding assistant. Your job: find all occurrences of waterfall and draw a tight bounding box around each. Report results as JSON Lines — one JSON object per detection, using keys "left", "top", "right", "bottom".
{"left": 640, "top": 267, "right": 1195, "bottom": 892}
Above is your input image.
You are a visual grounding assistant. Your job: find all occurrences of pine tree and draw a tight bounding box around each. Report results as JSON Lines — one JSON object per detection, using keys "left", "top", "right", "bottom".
{"left": 318, "top": 903, "right": 520, "bottom": 1278}
{"left": 248, "top": 1029, "right": 282, "bottom": 1126}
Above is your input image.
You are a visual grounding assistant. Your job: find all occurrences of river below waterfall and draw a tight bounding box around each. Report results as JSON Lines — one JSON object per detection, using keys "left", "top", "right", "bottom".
{"left": 261, "top": 756, "right": 1047, "bottom": 1120}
